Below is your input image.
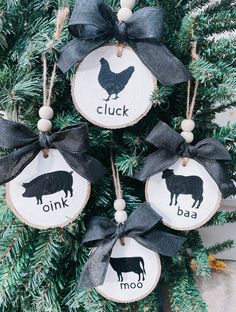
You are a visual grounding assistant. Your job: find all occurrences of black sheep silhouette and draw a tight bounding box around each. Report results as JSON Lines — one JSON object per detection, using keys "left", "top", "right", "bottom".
{"left": 22, "top": 171, "right": 73, "bottom": 204}
{"left": 162, "top": 169, "right": 203, "bottom": 209}
{"left": 110, "top": 257, "right": 146, "bottom": 282}
{"left": 98, "top": 58, "right": 135, "bottom": 102}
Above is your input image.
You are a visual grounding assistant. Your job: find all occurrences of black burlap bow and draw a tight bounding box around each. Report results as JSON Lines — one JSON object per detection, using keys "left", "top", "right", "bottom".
{"left": 57, "top": 0, "right": 191, "bottom": 86}
{"left": 135, "top": 121, "right": 236, "bottom": 199}
{"left": 0, "top": 118, "right": 106, "bottom": 184}
{"left": 78, "top": 202, "right": 186, "bottom": 288}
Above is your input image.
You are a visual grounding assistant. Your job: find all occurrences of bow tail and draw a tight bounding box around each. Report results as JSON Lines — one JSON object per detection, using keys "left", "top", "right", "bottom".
{"left": 58, "top": 149, "right": 106, "bottom": 183}
{"left": 78, "top": 237, "right": 117, "bottom": 289}
{"left": 129, "top": 41, "right": 192, "bottom": 85}
{"left": 133, "top": 230, "right": 186, "bottom": 257}
{"left": 57, "top": 37, "right": 111, "bottom": 73}
{"left": 0, "top": 143, "right": 41, "bottom": 184}
{"left": 134, "top": 150, "right": 178, "bottom": 181}
{"left": 197, "top": 157, "right": 236, "bottom": 198}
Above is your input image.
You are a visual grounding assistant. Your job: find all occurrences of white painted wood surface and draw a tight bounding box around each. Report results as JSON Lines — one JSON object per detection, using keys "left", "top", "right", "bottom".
{"left": 7, "top": 149, "right": 90, "bottom": 229}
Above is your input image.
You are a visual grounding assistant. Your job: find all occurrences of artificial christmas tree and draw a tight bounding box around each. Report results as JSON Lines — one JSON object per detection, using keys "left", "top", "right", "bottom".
{"left": 0, "top": 0, "right": 235, "bottom": 311}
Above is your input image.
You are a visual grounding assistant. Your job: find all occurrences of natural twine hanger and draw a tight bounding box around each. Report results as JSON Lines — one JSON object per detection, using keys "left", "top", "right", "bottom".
{"left": 110, "top": 152, "right": 126, "bottom": 246}
{"left": 186, "top": 79, "right": 199, "bottom": 121}
{"left": 41, "top": 7, "right": 69, "bottom": 158}
{"left": 181, "top": 41, "right": 200, "bottom": 166}
{"left": 111, "top": 153, "right": 123, "bottom": 200}
{"left": 42, "top": 7, "right": 69, "bottom": 108}
{"left": 42, "top": 57, "right": 57, "bottom": 108}
{"left": 182, "top": 79, "right": 199, "bottom": 167}
{"left": 116, "top": 42, "right": 126, "bottom": 57}
{"left": 186, "top": 41, "right": 200, "bottom": 120}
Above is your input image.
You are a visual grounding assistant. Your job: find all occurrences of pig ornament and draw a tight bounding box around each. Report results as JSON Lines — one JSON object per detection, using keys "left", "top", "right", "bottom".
{"left": 6, "top": 149, "right": 91, "bottom": 229}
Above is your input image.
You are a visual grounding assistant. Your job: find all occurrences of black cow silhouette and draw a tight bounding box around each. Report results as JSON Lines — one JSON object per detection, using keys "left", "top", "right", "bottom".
{"left": 110, "top": 257, "right": 146, "bottom": 282}
{"left": 22, "top": 171, "right": 73, "bottom": 205}
{"left": 162, "top": 169, "right": 203, "bottom": 209}
{"left": 98, "top": 58, "right": 135, "bottom": 102}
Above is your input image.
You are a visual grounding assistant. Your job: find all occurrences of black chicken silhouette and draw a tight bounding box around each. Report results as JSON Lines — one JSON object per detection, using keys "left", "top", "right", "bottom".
{"left": 98, "top": 58, "right": 135, "bottom": 102}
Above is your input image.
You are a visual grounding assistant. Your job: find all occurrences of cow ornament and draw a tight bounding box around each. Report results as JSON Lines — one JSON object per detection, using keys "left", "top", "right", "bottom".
{"left": 77, "top": 203, "right": 186, "bottom": 303}
{"left": 135, "top": 121, "right": 236, "bottom": 231}
{"left": 0, "top": 119, "right": 106, "bottom": 229}
{"left": 96, "top": 237, "right": 161, "bottom": 302}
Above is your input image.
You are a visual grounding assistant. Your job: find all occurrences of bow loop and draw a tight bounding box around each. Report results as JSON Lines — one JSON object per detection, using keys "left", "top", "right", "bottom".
{"left": 125, "top": 202, "right": 162, "bottom": 234}
{"left": 0, "top": 119, "right": 38, "bottom": 148}
{"left": 114, "top": 22, "right": 127, "bottom": 42}
{"left": 68, "top": 0, "right": 115, "bottom": 38}
{"left": 50, "top": 123, "right": 89, "bottom": 153}
{"left": 147, "top": 121, "right": 185, "bottom": 154}
{"left": 126, "top": 7, "right": 164, "bottom": 41}
{"left": 83, "top": 216, "right": 117, "bottom": 247}
{"left": 193, "top": 138, "right": 231, "bottom": 160}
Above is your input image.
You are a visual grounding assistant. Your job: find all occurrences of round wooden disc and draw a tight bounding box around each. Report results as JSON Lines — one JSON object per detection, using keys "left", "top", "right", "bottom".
{"left": 6, "top": 149, "right": 91, "bottom": 229}
{"left": 72, "top": 45, "right": 155, "bottom": 129}
{"left": 146, "top": 158, "right": 221, "bottom": 231}
{"left": 96, "top": 237, "right": 161, "bottom": 303}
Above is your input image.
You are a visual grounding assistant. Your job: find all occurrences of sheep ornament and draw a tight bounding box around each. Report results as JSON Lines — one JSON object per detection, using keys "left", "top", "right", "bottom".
{"left": 135, "top": 121, "right": 236, "bottom": 231}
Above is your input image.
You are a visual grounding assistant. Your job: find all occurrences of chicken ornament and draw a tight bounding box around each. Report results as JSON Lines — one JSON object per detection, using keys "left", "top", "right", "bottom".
{"left": 135, "top": 120, "right": 236, "bottom": 231}
{"left": 58, "top": 0, "right": 191, "bottom": 129}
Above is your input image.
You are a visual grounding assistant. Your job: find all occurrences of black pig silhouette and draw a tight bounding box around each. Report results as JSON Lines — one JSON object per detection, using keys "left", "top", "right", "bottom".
{"left": 22, "top": 171, "right": 73, "bottom": 204}
{"left": 162, "top": 169, "right": 203, "bottom": 208}
{"left": 110, "top": 257, "right": 146, "bottom": 282}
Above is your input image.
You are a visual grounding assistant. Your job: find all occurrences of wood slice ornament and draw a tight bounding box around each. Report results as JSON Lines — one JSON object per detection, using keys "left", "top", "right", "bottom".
{"left": 77, "top": 163, "right": 186, "bottom": 303}
{"left": 146, "top": 158, "right": 221, "bottom": 231}
{"left": 0, "top": 119, "right": 106, "bottom": 230}
{"left": 6, "top": 149, "right": 90, "bottom": 229}
{"left": 72, "top": 45, "right": 155, "bottom": 129}
{"left": 135, "top": 120, "right": 236, "bottom": 231}
{"left": 96, "top": 237, "right": 161, "bottom": 303}
{"left": 0, "top": 30, "right": 106, "bottom": 230}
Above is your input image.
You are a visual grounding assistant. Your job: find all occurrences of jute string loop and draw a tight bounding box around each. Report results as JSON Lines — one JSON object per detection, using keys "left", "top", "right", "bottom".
{"left": 110, "top": 151, "right": 126, "bottom": 245}
{"left": 186, "top": 79, "right": 199, "bottom": 120}
{"left": 41, "top": 7, "right": 69, "bottom": 158}
{"left": 110, "top": 153, "right": 123, "bottom": 200}
{"left": 182, "top": 79, "right": 199, "bottom": 167}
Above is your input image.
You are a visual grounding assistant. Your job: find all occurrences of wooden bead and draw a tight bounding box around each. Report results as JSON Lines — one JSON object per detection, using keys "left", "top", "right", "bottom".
{"left": 117, "top": 8, "right": 132, "bottom": 22}
{"left": 181, "top": 131, "right": 194, "bottom": 143}
{"left": 120, "top": 0, "right": 136, "bottom": 9}
{"left": 181, "top": 119, "right": 195, "bottom": 132}
{"left": 115, "top": 211, "right": 128, "bottom": 223}
{"left": 37, "top": 119, "right": 52, "bottom": 132}
{"left": 39, "top": 106, "right": 54, "bottom": 120}
{"left": 114, "top": 198, "right": 126, "bottom": 211}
